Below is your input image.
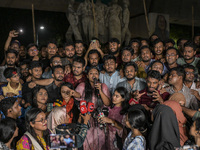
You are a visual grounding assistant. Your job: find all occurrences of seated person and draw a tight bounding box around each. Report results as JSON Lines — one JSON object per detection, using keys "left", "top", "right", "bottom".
{"left": 47, "top": 106, "right": 91, "bottom": 148}
{"left": 0, "top": 67, "right": 22, "bottom": 99}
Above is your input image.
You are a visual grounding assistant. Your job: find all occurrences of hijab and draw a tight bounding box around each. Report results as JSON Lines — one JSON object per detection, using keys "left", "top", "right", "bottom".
{"left": 47, "top": 107, "right": 66, "bottom": 133}
{"left": 164, "top": 100, "right": 188, "bottom": 146}
{"left": 149, "top": 104, "right": 180, "bottom": 150}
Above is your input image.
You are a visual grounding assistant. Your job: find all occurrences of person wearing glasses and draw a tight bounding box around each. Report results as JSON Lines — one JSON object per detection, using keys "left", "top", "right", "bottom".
{"left": 42, "top": 55, "right": 62, "bottom": 79}
{"left": 16, "top": 108, "right": 50, "bottom": 150}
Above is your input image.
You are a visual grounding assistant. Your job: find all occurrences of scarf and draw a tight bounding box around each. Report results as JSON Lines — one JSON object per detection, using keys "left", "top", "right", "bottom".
{"left": 164, "top": 100, "right": 188, "bottom": 146}
{"left": 62, "top": 98, "right": 74, "bottom": 123}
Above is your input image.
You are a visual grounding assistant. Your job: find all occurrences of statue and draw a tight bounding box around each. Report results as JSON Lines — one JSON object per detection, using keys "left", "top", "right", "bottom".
{"left": 95, "top": 0, "right": 109, "bottom": 43}
{"left": 108, "top": 0, "right": 122, "bottom": 43}
{"left": 65, "top": 0, "right": 82, "bottom": 42}
{"left": 77, "top": 0, "right": 94, "bottom": 43}
{"left": 121, "top": 0, "right": 131, "bottom": 45}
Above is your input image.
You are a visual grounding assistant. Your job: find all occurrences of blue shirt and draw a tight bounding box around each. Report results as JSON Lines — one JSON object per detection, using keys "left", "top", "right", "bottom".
{"left": 123, "top": 132, "right": 146, "bottom": 150}
{"left": 99, "top": 70, "right": 126, "bottom": 94}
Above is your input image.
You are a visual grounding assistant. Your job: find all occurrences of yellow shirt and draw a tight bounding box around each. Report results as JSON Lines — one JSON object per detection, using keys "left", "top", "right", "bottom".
{"left": 2, "top": 82, "right": 22, "bottom": 96}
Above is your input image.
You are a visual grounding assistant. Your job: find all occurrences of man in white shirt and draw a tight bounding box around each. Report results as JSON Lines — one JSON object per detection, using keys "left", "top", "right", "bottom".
{"left": 99, "top": 55, "right": 125, "bottom": 94}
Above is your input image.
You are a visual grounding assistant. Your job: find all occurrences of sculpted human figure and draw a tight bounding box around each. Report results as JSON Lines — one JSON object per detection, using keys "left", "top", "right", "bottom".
{"left": 108, "top": 0, "right": 122, "bottom": 42}
{"left": 95, "top": 0, "right": 108, "bottom": 43}
{"left": 65, "top": 0, "right": 82, "bottom": 42}
{"left": 77, "top": 0, "right": 94, "bottom": 43}
{"left": 121, "top": 0, "right": 131, "bottom": 45}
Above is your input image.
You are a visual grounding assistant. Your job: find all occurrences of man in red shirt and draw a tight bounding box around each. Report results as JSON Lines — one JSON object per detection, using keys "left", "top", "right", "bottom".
{"left": 134, "top": 70, "right": 169, "bottom": 109}
{"left": 64, "top": 56, "right": 86, "bottom": 88}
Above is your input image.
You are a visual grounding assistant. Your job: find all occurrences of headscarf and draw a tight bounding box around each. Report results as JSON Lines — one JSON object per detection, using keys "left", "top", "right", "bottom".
{"left": 47, "top": 107, "right": 66, "bottom": 133}
{"left": 164, "top": 100, "right": 188, "bottom": 146}
{"left": 168, "top": 93, "right": 186, "bottom": 106}
{"left": 149, "top": 104, "right": 180, "bottom": 150}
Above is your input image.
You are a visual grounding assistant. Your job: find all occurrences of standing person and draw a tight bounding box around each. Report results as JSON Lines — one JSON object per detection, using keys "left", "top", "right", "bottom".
{"left": 149, "top": 105, "right": 180, "bottom": 150}
{"left": 0, "top": 118, "right": 18, "bottom": 150}
{"left": 25, "top": 86, "right": 48, "bottom": 114}
{"left": 152, "top": 38, "right": 165, "bottom": 62}
{"left": 53, "top": 82, "right": 80, "bottom": 123}
{"left": 64, "top": 56, "right": 87, "bottom": 88}
{"left": 99, "top": 55, "right": 125, "bottom": 94}
{"left": 190, "top": 118, "right": 200, "bottom": 147}
{"left": 75, "top": 66, "right": 110, "bottom": 150}
{"left": 0, "top": 49, "right": 19, "bottom": 84}
{"left": 16, "top": 108, "right": 50, "bottom": 150}
{"left": 123, "top": 109, "right": 148, "bottom": 150}
{"left": 164, "top": 100, "right": 188, "bottom": 146}
{"left": 100, "top": 87, "right": 130, "bottom": 150}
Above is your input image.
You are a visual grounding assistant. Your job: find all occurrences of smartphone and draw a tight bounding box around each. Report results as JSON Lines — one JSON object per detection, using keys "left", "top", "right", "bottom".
{"left": 49, "top": 134, "right": 76, "bottom": 149}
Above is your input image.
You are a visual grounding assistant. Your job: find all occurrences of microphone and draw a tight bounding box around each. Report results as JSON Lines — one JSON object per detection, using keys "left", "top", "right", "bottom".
{"left": 87, "top": 102, "right": 94, "bottom": 114}
{"left": 93, "top": 78, "right": 98, "bottom": 85}
{"left": 102, "top": 107, "right": 109, "bottom": 117}
{"left": 80, "top": 100, "right": 87, "bottom": 106}
{"left": 80, "top": 105, "right": 87, "bottom": 115}
{"left": 93, "top": 78, "right": 99, "bottom": 95}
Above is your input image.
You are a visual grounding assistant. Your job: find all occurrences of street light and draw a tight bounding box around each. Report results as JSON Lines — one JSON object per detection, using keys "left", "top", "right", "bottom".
{"left": 37, "top": 26, "right": 45, "bottom": 45}
{"left": 19, "top": 29, "right": 23, "bottom": 33}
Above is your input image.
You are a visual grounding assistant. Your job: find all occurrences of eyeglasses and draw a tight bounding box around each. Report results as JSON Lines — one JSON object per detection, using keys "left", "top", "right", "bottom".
{"left": 29, "top": 49, "right": 38, "bottom": 52}
{"left": 185, "top": 72, "right": 194, "bottom": 75}
{"left": 34, "top": 118, "right": 47, "bottom": 123}
{"left": 53, "top": 61, "right": 62, "bottom": 65}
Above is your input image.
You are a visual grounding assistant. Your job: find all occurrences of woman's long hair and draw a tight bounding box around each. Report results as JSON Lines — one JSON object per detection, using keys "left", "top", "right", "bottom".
{"left": 32, "top": 86, "right": 48, "bottom": 110}
{"left": 127, "top": 109, "right": 148, "bottom": 137}
{"left": 111, "top": 87, "right": 130, "bottom": 115}
{"left": 25, "top": 108, "right": 49, "bottom": 149}
{"left": 84, "top": 66, "right": 103, "bottom": 107}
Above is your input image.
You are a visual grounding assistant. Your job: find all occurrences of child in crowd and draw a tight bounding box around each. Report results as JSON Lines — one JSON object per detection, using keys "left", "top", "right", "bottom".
{"left": 0, "top": 67, "right": 22, "bottom": 98}
{"left": 123, "top": 109, "right": 148, "bottom": 150}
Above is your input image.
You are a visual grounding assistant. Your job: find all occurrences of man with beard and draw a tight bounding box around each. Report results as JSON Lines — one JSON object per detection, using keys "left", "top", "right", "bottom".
{"left": 116, "top": 62, "right": 146, "bottom": 94}
{"left": 99, "top": 55, "right": 125, "bottom": 94}
{"left": 75, "top": 40, "right": 85, "bottom": 57}
{"left": 152, "top": 38, "right": 165, "bottom": 62}
{"left": 22, "top": 61, "right": 43, "bottom": 105}
{"left": 64, "top": 56, "right": 86, "bottom": 88}
{"left": 166, "top": 67, "right": 198, "bottom": 110}
{"left": 61, "top": 42, "right": 75, "bottom": 66}
{"left": 108, "top": 38, "right": 122, "bottom": 65}
{"left": 19, "top": 61, "right": 29, "bottom": 82}
{"left": 129, "top": 38, "right": 141, "bottom": 61}
{"left": 33, "top": 65, "right": 65, "bottom": 104}
{"left": 42, "top": 55, "right": 62, "bottom": 79}
{"left": 177, "top": 41, "right": 200, "bottom": 73}
{"left": 85, "top": 49, "right": 103, "bottom": 72}
{"left": 177, "top": 38, "right": 188, "bottom": 57}
{"left": 184, "top": 65, "right": 200, "bottom": 101}
{"left": 41, "top": 41, "right": 58, "bottom": 70}
{"left": 135, "top": 46, "right": 154, "bottom": 78}
{"left": 135, "top": 70, "right": 169, "bottom": 109}
{"left": 0, "top": 49, "right": 19, "bottom": 84}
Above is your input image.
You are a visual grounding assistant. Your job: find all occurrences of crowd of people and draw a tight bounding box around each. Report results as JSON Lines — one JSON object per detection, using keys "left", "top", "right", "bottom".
{"left": 0, "top": 30, "right": 200, "bottom": 150}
